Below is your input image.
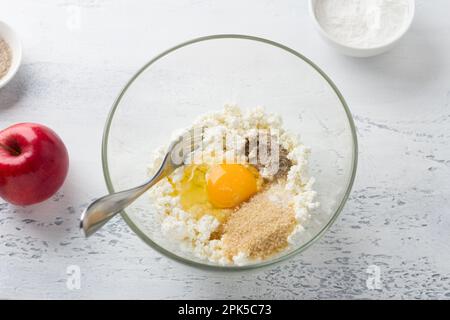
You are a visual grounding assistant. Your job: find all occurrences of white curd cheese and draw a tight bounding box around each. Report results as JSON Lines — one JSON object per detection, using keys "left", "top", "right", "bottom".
{"left": 147, "top": 105, "right": 319, "bottom": 265}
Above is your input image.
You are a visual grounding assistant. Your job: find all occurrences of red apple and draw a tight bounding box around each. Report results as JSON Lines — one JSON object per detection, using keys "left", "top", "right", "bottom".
{"left": 0, "top": 123, "right": 69, "bottom": 206}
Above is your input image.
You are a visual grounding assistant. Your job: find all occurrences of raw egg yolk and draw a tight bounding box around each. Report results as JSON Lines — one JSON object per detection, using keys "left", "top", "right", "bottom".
{"left": 206, "top": 164, "right": 258, "bottom": 209}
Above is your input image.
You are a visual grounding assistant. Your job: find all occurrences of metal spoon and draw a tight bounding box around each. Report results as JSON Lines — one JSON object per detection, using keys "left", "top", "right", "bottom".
{"left": 80, "top": 129, "right": 202, "bottom": 237}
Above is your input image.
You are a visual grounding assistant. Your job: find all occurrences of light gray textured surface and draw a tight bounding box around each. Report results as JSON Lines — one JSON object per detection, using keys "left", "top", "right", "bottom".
{"left": 0, "top": 0, "right": 449, "bottom": 299}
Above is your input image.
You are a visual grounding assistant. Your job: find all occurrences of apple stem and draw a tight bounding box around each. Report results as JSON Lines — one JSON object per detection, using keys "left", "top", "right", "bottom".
{"left": 0, "top": 142, "right": 20, "bottom": 156}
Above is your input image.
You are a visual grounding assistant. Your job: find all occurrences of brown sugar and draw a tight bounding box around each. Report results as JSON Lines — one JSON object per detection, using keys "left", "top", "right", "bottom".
{"left": 221, "top": 188, "right": 296, "bottom": 260}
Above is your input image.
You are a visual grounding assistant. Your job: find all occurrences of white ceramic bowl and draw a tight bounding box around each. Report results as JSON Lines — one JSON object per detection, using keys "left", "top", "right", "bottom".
{"left": 0, "top": 21, "right": 22, "bottom": 89}
{"left": 309, "top": 0, "right": 415, "bottom": 58}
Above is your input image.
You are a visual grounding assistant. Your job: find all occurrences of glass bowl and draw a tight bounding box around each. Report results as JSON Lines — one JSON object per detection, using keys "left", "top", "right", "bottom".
{"left": 102, "top": 35, "right": 358, "bottom": 270}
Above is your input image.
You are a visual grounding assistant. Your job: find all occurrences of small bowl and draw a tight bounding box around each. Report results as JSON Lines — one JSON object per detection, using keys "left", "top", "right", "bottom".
{"left": 0, "top": 21, "right": 22, "bottom": 89}
{"left": 309, "top": 0, "right": 415, "bottom": 57}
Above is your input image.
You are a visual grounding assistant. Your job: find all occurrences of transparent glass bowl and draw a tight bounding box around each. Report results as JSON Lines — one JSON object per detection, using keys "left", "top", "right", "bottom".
{"left": 102, "top": 35, "right": 358, "bottom": 270}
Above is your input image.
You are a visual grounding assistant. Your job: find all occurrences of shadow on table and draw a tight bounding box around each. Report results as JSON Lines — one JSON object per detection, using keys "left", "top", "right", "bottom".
{"left": 0, "top": 66, "right": 29, "bottom": 110}
{"left": 334, "top": 20, "right": 445, "bottom": 96}
{"left": 9, "top": 174, "right": 82, "bottom": 243}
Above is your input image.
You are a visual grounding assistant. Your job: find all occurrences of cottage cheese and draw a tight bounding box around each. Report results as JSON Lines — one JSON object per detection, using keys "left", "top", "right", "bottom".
{"left": 148, "top": 105, "right": 318, "bottom": 265}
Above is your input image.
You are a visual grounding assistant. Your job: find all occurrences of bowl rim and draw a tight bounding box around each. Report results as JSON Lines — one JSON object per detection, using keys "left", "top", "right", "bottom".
{"left": 102, "top": 34, "right": 358, "bottom": 271}
{"left": 0, "top": 21, "right": 22, "bottom": 89}
{"left": 308, "top": 0, "right": 416, "bottom": 52}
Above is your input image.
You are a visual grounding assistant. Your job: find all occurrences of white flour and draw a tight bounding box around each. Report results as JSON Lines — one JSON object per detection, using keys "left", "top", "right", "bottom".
{"left": 314, "top": 0, "right": 411, "bottom": 48}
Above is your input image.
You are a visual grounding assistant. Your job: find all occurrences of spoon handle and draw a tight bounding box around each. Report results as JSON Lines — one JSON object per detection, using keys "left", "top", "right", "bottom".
{"left": 80, "top": 172, "right": 166, "bottom": 237}
{"left": 80, "top": 132, "right": 194, "bottom": 237}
